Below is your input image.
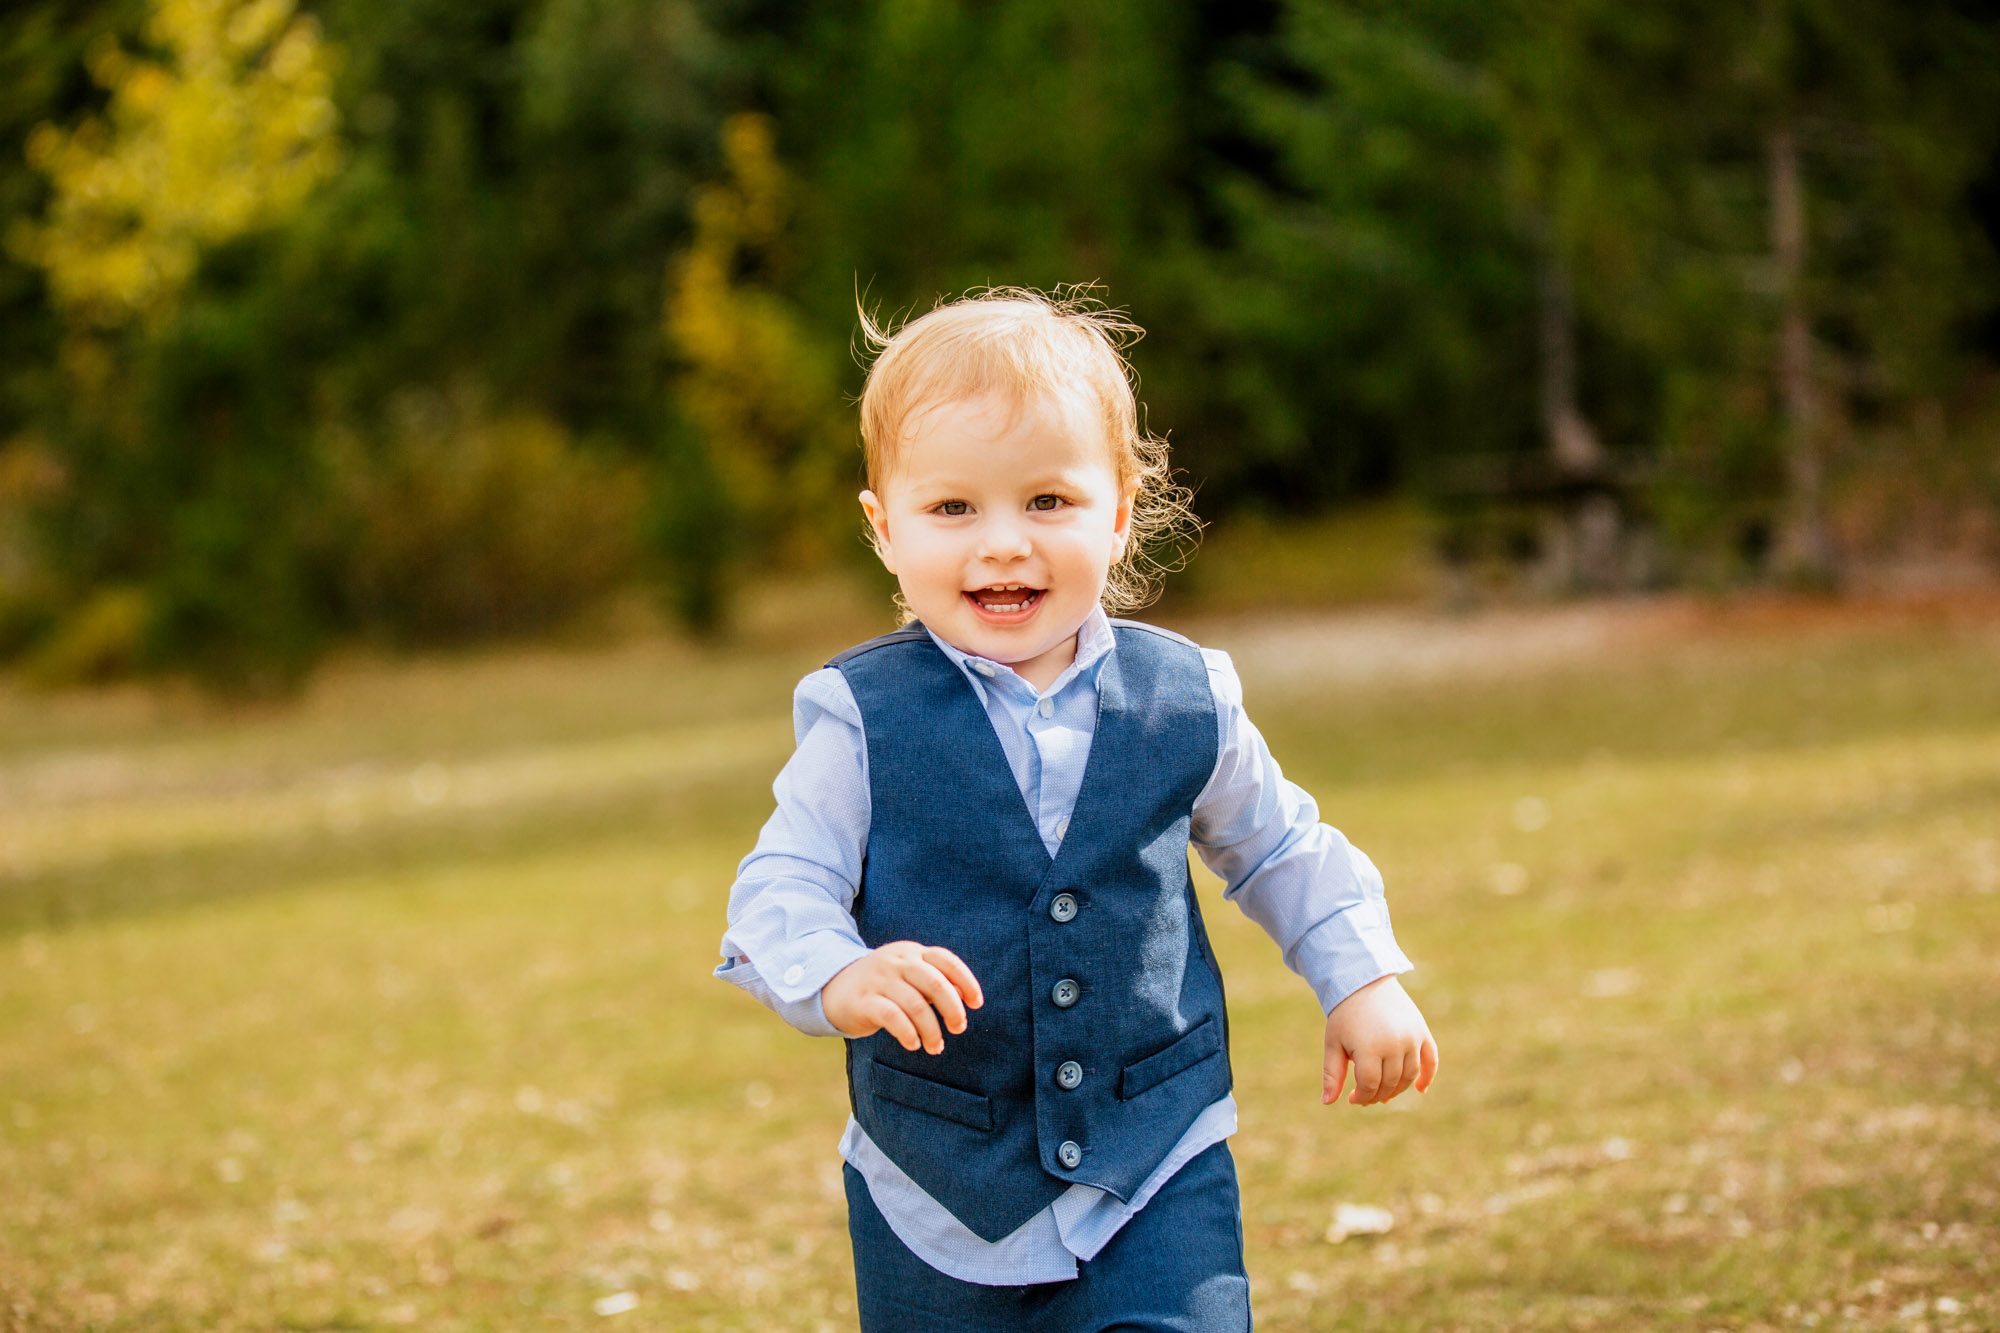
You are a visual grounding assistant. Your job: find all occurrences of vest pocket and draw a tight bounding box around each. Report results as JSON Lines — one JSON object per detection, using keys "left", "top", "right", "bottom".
{"left": 868, "top": 1061, "right": 994, "bottom": 1132}
{"left": 1118, "top": 1017, "right": 1224, "bottom": 1101}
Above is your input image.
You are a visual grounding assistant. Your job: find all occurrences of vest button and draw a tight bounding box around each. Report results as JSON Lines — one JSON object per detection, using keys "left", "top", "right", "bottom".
{"left": 1049, "top": 893, "right": 1078, "bottom": 923}
{"left": 1055, "top": 1060, "right": 1083, "bottom": 1090}
{"left": 1057, "top": 1140, "right": 1083, "bottom": 1170}
{"left": 1051, "top": 978, "right": 1079, "bottom": 1009}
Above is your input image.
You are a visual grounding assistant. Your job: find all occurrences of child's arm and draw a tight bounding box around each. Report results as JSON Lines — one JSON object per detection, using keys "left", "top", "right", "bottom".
{"left": 718, "top": 667, "right": 984, "bottom": 1052}
{"left": 1189, "top": 649, "right": 1440, "bottom": 1106}
{"left": 715, "top": 669, "right": 885, "bottom": 1036}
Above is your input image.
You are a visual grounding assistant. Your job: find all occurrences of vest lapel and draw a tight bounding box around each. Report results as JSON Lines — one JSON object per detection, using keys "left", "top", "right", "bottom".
{"left": 917, "top": 631, "right": 1055, "bottom": 869}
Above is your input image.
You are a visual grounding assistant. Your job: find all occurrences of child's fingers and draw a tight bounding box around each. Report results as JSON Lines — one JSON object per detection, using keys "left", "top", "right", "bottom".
{"left": 1322, "top": 1047, "right": 1349, "bottom": 1106}
{"left": 1348, "top": 1054, "right": 1385, "bottom": 1105}
{"left": 868, "top": 995, "right": 923, "bottom": 1052}
{"left": 1382, "top": 1047, "right": 1418, "bottom": 1101}
{"left": 1416, "top": 1034, "right": 1440, "bottom": 1092}
{"left": 885, "top": 980, "right": 947, "bottom": 1054}
{"left": 921, "top": 946, "right": 984, "bottom": 1010}
{"left": 902, "top": 958, "right": 970, "bottom": 1035}
{"left": 1366, "top": 1051, "right": 1400, "bottom": 1104}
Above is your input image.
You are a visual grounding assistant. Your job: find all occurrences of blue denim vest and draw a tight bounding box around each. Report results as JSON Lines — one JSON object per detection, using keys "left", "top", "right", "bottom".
{"left": 830, "top": 619, "right": 1231, "bottom": 1243}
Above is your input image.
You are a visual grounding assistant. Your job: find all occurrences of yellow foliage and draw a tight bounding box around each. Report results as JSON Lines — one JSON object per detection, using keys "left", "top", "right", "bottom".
{"left": 328, "top": 385, "right": 645, "bottom": 641}
{"left": 9, "top": 0, "right": 342, "bottom": 331}
{"left": 24, "top": 586, "right": 153, "bottom": 687}
{"left": 665, "top": 114, "right": 849, "bottom": 559}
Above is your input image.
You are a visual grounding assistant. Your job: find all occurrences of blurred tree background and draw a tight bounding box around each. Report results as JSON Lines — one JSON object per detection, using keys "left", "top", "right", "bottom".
{"left": 2, "top": 0, "right": 1998, "bottom": 688}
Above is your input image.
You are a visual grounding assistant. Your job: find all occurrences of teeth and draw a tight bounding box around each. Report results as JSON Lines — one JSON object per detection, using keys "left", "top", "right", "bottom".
{"left": 968, "top": 585, "right": 1038, "bottom": 614}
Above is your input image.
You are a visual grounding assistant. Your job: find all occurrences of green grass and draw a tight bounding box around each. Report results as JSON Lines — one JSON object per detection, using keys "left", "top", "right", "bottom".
{"left": 2, "top": 594, "right": 1997, "bottom": 1331}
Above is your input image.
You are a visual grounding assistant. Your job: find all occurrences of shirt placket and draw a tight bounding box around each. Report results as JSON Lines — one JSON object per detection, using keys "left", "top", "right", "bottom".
{"left": 1031, "top": 686, "right": 1089, "bottom": 849}
{"left": 957, "top": 636, "right": 1105, "bottom": 854}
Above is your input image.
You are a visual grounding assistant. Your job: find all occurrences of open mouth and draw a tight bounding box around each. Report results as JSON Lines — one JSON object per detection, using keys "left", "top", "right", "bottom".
{"left": 964, "top": 584, "right": 1045, "bottom": 620}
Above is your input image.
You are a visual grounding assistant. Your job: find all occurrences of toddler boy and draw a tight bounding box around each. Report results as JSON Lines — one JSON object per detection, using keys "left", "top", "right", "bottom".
{"left": 718, "top": 289, "right": 1437, "bottom": 1330}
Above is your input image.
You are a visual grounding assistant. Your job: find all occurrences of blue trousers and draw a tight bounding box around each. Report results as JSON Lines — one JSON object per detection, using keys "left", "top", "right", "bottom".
{"left": 845, "top": 1141, "right": 1253, "bottom": 1332}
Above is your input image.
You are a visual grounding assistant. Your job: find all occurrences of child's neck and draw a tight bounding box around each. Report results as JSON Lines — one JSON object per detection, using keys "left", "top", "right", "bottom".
{"left": 1006, "top": 633, "right": 1078, "bottom": 693}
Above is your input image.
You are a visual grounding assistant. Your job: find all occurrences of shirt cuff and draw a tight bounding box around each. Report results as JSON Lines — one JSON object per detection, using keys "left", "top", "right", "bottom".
{"left": 715, "top": 955, "right": 850, "bottom": 1037}
{"left": 714, "top": 933, "right": 873, "bottom": 1033}
{"left": 1287, "top": 899, "right": 1414, "bottom": 1015}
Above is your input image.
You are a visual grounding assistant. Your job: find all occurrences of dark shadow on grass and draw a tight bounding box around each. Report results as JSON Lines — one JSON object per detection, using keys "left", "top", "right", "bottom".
{"left": 0, "top": 773, "right": 771, "bottom": 936}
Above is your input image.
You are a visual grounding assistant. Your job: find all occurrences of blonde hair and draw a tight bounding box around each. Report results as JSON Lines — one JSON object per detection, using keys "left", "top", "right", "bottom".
{"left": 857, "top": 286, "right": 1197, "bottom": 613}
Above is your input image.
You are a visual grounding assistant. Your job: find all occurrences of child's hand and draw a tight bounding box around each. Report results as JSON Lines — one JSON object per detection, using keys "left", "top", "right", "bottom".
{"left": 1323, "top": 975, "right": 1438, "bottom": 1106}
{"left": 822, "top": 942, "right": 984, "bottom": 1054}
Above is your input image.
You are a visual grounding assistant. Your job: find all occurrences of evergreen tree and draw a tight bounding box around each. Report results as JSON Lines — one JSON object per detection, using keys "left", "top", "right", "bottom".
{"left": 1217, "top": 0, "right": 1538, "bottom": 504}
{"left": 1493, "top": 0, "right": 2000, "bottom": 577}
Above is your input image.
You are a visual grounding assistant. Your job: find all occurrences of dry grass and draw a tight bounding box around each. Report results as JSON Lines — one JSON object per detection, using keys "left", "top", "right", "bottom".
{"left": 2, "top": 592, "right": 1997, "bottom": 1331}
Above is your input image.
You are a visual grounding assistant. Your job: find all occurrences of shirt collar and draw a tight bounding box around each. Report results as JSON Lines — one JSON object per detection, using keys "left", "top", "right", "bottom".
{"left": 922, "top": 605, "right": 1117, "bottom": 700}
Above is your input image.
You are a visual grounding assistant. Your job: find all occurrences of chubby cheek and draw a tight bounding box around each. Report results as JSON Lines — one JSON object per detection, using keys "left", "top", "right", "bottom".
{"left": 1054, "top": 528, "right": 1118, "bottom": 579}
{"left": 893, "top": 528, "right": 969, "bottom": 591}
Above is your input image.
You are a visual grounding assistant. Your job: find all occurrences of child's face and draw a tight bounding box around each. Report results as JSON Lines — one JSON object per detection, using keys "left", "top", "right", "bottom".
{"left": 859, "top": 390, "right": 1134, "bottom": 682}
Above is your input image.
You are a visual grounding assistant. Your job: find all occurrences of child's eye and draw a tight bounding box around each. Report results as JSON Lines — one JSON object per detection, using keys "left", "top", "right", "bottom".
{"left": 1030, "top": 494, "right": 1064, "bottom": 512}
{"left": 937, "top": 500, "right": 969, "bottom": 516}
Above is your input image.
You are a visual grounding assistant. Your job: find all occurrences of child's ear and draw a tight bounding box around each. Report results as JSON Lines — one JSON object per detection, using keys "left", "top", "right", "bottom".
{"left": 1112, "top": 482, "right": 1138, "bottom": 555}
{"left": 858, "top": 489, "right": 897, "bottom": 574}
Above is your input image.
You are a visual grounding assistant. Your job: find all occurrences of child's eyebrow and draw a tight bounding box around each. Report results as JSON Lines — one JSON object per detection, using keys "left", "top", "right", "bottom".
{"left": 896, "top": 467, "right": 1095, "bottom": 499}
{"left": 1020, "top": 472, "right": 1095, "bottom": 493}
{"left": 903, "top": 478, "right": 973, "bottom": 499}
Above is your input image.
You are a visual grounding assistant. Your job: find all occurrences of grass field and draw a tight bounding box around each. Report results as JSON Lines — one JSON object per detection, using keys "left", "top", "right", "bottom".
{"left": 2, "top": 590, "right": 1997, "bottom": 1332}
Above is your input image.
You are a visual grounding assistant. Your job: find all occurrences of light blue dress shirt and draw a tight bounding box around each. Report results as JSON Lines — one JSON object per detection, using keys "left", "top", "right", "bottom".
{"left": 716, "top": 608, "right": 1412, "bottom": 1284}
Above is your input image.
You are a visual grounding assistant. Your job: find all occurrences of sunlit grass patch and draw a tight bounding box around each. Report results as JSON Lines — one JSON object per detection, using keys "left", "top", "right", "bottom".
{"left": 1, "top": 600, "right": 1996, "bottom": 1330}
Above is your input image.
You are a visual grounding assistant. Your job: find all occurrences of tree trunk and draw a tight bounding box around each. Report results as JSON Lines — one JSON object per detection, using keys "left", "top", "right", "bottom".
{"left": 1538, "top": 249, "right": 1620, "bottom": 590}
{"left": 1539, "top": 252, "right": 1605, "bottom": 473}
{"left": 1768, "top": 122, "right": 1834, "bottom": 583}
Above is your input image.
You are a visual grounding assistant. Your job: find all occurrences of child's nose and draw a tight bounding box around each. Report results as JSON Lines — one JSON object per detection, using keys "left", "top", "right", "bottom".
{"left": 974, "top": 514, "right": 1033, "bottom": 562}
